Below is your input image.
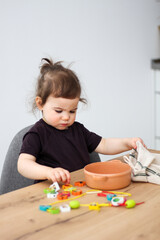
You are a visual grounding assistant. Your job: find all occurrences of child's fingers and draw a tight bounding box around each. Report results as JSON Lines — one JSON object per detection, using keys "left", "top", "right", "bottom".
{"left": 133, "top": 138, "right": 147, "bottom": 149}
{"left": 53, "top": 171, "right": 62, "bottom": 182}
{"left": 47, "top": 167, "right": 71, "bottom": 183}
{"left": 49, "top": 175, "right": 57, "bottom": 183}
{"left": 64, "top": 169, "right": 71, "bottom": 182}
{"left": 58, "top": 169, "right": 71, "bottom": 183}
{"left": 48, "top": 171, "right": 61, "bottom": 183}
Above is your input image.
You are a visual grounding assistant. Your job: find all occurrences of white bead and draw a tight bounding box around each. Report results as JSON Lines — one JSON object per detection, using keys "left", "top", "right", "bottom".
{"left": 59, "top": 204, "right": 71, "bottom": 213}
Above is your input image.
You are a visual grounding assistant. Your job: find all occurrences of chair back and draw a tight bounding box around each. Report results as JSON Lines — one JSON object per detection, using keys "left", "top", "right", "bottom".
{"left": 0, "top": 126, "right": 34, "bottom": 194}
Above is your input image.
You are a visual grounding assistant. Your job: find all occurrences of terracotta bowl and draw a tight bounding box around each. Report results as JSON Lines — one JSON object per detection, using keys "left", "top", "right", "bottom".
{"left": 84, "top": 160, "right": 131, "bottom": 190}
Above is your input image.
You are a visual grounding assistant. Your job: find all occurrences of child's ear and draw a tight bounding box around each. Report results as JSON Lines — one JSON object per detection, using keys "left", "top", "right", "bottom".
{"left": 35, "top": 96, "right": 43, "bottom": 110}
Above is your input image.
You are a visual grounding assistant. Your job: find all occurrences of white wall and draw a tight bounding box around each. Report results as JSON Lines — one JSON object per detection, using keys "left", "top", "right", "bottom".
{"left": 0, "top": 0, "right": 160, "bottom": 176}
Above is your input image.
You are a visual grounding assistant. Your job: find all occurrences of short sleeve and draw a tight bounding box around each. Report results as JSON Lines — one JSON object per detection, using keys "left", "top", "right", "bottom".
{"left": 81, "top": 125, "right": 102, "bottom": 153}
{"left": 20, "top": 132, "right": 42, "bottom": 158}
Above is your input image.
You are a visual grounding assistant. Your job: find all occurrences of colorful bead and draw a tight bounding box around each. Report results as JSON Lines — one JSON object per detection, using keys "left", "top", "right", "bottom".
{"left": 125, "top": 199, "right": 136, "bottom": 208}
{"left": 89, "top": 202, "right": 100, "bottom": 211}
{"left": 62, "top": 184, "right": 73, "bottom": 189}
{"left": 107, "top": 194, "right": 116, "bottom": 201}
{"left": 39, "top": 205, "right": 52, "bottom": 211}
{"left": 49, "top": 182, "right": 60, "bottom": 192}
{"left": 47, "top": 207, "right": 60, "bottom": 214}
{"left": 111, "top": 197, "right": 125, "bottom": 206}
{"left": 74, "top": 181, "right": 86, "bottom": 187}
{"left": 59, "top": 204, "right": 71, "bottom": 213}
{"left": 72, "top": 190, "right": 82, "bottom": 196}
{"left": 64, "top": 187, "right": 76, "bottom": 193}
{"left": 47, "top": 192, "right": 58, "bottom": 198}
{"left": 69, "top": 200, "right": 80, "bottom": 209}
{"left": 57, "top": 192, "right": 69, "bottom": 200}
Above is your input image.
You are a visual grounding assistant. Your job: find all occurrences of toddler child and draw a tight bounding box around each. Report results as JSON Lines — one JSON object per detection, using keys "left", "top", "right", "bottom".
{"left": 18, "top": 58, "right": 145, "bottom": 184}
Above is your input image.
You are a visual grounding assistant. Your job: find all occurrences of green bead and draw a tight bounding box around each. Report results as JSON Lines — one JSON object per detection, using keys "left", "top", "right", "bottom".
{"left": 47, "top": 207, "right": 60, "bottom": 214}
{"left": 43, "top": 188, "right": 56, "bottom": 194}
{"left": 50, "top": 189, "right": 56, "bottom": 194}
{"left": 125, "top": 199, "right": 136, "bottom": 208}
{"left": 43, "top": 188, "right": 51, "bottom": 194}
{"left": 69, "top": 200, "right": 80, "bottom": 209}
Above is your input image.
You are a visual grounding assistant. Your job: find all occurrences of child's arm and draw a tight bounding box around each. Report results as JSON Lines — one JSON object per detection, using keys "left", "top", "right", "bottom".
{"left": 95, "top": 137, "right": 146, "bottom": 155}
{"left": 17, "top": 153, "right": 71, "bottom": 184}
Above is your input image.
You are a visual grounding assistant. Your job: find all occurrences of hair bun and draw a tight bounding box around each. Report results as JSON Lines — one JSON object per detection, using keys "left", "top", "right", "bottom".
{"left": 41, "top": 58, "right": 53, "bottom": 65}
{"left": 40, "top": 58, "right": 54, "bottom": 74}
{"left": 40, "top": 58, "right": 64, "bottom": 74}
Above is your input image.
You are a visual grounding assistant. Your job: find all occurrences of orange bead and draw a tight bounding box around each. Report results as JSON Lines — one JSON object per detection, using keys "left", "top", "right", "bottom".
{"left": 72, "top": 190, "right": 82, "bottom": 196}
{"left": 57, "top": 193, "right": 68, "bottom": 200}
{"left": 74, "top": 181, "right": 86, "bottom": 187}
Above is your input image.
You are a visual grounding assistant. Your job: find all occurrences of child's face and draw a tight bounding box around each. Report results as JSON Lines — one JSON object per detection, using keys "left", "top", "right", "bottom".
{"left": 36, "top": 95, "right": 79, "bottom": 130}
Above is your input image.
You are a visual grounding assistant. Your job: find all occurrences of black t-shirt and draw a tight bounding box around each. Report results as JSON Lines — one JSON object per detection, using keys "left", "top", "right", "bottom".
{"left": 20, "top": 119, "right": 102, "bottom": 172}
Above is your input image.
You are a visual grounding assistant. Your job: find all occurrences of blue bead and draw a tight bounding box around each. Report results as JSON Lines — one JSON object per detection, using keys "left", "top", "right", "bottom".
{"left": 107, "top": 194, "right": 117, "bottom": 201}
{"left": 39, "top": 205, "right": 51, "bottom": 211}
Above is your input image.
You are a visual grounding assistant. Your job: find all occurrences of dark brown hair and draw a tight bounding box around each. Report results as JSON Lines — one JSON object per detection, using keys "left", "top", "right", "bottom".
{"left": 33, "top": 58, "right": 86, "bottom": 111}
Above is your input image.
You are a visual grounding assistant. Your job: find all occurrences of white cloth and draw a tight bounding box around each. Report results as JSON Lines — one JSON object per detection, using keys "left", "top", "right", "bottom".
{"left": 123, "top": 141, "right": 160, "bottom": 185}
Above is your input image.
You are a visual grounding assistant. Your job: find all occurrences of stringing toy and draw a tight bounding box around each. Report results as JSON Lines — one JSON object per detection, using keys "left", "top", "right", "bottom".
{"left": 59, "top": 204, "right": 71, "bottom": 213}
{"left": 97, "top": 193, "right": 107, "bottom": 197}
{"left": 44, "top": 182, "right": 60, "bottom": 196}
{"left": 47, "top": 206, "right": 60, "bottom": 214}
{"left": 74, "top": 181, "right": 86, "bottom": 187}
{"left": 91, "top": 190, "right": 131, "bottom": 197}
{"left": 97, "top": 191, "right": 131, "bottom": 201}
{"left": 40, "top": 182, "right": 144, "bottom": 215}
{"left": 89, "top": 202, "right": 101, "bottom": 211}
{"left": 64, "top": 187, "right": 77, "bottom": 193}
{"left": 57, "top": 192, "right": 69, "bottom": 200}
{"left": 50, "top": 192, "right": 86, "bottom": 206}
{"left": 44, "top": 188, "right": 56, "bottom": 194}
{"left": 49, "top": 182, "right": 60, "bottom": 192}
{"left": 63, "top": 191, "right": 71, "bottom": 197}
{"left": 107, "top": 194, "right": 117, "bottom": 201}
{"left": 39, "top": 205, "right": 52, "bottom": 211}
{"left": 125, "top": 199, "right": 136, "bottom": 208}
{"left": 47, "top": 192, "right": 58, "bottom": 198}
{"left": 69, "top": 200, "right": 80, "bottom": 209}
{"left": 62, "top": 184, "right": 73, "bottom": 189}
{"left": 72, "top": 189, "right": 82, "bottom": 196}
{"left": 86, "top": 190, "right": 102, "bottom": 194}
{"left": 102, "top": 191, "right": 132, "bottom": 197}
{"left": 111, "top": 197, "right": 126, "bottom": 206}
{"left": 80, "top": 202, "right": 111, "bottom": 211}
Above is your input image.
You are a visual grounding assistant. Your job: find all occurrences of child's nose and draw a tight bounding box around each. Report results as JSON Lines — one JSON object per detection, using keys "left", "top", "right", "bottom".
{"left": 62, "top": 112, "right": 70, "bottom": 121}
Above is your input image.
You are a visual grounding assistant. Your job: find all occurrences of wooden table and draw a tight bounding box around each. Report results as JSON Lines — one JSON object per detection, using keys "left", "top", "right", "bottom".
{"left": 0, "top": 151, "right": 160, "bottom": 240}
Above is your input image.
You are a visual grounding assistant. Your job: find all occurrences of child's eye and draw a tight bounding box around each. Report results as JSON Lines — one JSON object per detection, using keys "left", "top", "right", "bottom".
{"left": 55, "top": 110, "right": 62, "bottom": 113}
{"left": 70, "top": 110, "right": 75, "bottom": 114}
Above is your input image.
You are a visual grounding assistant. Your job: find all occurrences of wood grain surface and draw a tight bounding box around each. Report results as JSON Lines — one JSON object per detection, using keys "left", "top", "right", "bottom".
{"left": 0, "top": 151, "right": 160, "bottom": 240}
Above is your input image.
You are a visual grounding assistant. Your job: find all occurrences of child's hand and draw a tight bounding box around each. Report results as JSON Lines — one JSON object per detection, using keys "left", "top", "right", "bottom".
{"left": 46, "top": 167, "right": 71, "bottom": 184}
{"left": 128, "top": 137, "right": 147, "bottom": 150}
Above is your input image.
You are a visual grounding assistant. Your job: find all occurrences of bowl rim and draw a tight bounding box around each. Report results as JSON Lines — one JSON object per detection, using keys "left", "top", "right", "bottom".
{"left": 84, "top": 160, "right": 131, "bottom": 177}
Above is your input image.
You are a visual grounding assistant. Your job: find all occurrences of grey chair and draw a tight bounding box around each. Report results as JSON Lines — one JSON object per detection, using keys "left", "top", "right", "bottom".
{"left": 0, "top": 125, "right": 101, "bottom": 195}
